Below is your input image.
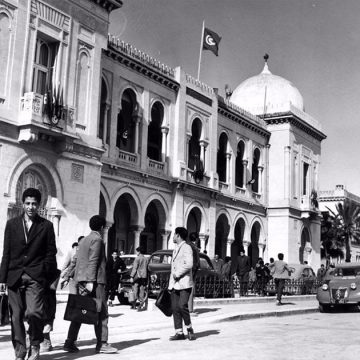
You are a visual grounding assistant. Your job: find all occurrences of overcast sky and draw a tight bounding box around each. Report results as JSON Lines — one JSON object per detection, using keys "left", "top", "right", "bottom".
{"left": 109, "top": 0, "right": 360, "bottom": 195}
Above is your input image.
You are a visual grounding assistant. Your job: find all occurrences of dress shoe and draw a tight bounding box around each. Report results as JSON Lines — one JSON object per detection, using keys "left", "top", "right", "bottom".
{"left": 28, "top": 345, "right": 40, "bottom": 360}
{"left": 63, "top": 340, "right": 79, "bottom": 353}
{"left": 40, "top": 338, "right": 53, "bottom": 352}
{"left": 169, "top": 333, "right": 186, "bottom": 341}
{"left": 276, "top": 300, "right": 282, "bottom": 306}
{"left": 95, "top": 343, "right": 118, "bottom": 354}
{"left": 187, "top": 327, "right": 196, "bottom": 341}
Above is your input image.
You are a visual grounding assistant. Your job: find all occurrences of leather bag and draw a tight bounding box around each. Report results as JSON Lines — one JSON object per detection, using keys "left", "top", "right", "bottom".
{"left": 0, "top": 293, "right": 9, "bottom": 326}
{"left": 155, "top": 288, "right": 173, "bottom": 317}
{"left": 64, "top": 294, "right": 101, "bottom": 325}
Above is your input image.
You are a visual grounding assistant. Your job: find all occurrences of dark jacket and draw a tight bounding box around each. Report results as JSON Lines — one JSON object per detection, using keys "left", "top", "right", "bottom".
{"left": 234, "top": 255, "right": 251, "bottom": 276}
{"left": 0, "top": 214, "right": 57, "bottom": 288}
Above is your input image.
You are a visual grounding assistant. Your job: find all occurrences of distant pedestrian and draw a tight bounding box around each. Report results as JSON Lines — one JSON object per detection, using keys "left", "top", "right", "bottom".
{"left": 233, "top": 247, "right": 251, "bottom": 296}
{"left": 212, "top": 254, "right": 224, "bottom": 274}
{"left": 221, "top": 256, "right": 232, "bottom": 280}
{"left": 129, "top": 246, "right": 148, "bottom": 311}
{"left": 168, "top": 227, "right": 195, "bottom": 341}
{"left": 268, "top": 253, "right": 292, "bottom": 305}
{"left": 106, "top": 250, "right": 126, "bottom": 307}
{"left": 317, "top": 264, "right": 326, "bottom": 282}
{"left": 187, "top": 233, "right": 201, "bottom": 313}
{"left": 0, "top": 187, "right": 57, "bottom": 360}
{"left": 63, "top": 215, "right": 118, "bottom": 354}
{"left": 255, "top": 260, "right": 270, "bottom": 296}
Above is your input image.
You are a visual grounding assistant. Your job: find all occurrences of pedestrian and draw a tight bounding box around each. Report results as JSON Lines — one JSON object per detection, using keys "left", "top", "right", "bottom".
{"left": 221, "top": 256, "right": 232, "bottom": 281}
{"left": 268, "top": 253, "right": 292, "bottom": 305}
{"left": 211, "top": 254, "right": 224, "bottom": 274}
{"left": 233, "top": 247, "right": 251, "bottom": 296}
{"left": 168, "top": 227, "right": 196, "bottom": 341}
{"left": 63, "top": 215, "right": 118, "bottom": 354}
{"left": 0, "top": 187, "right": 57, "bottom": 360}
{"left": 129, "top": 246, "right": 148, "bottom": 311}
{"left": 187, "top": 232, "right": 201, "bottom": 313}
{"left": 317, "top": 264, "right": 326, "bottom": 282}
{"left": 106, "top": 249, "right": 126, "bottom": 307}
{"left": 255, "top": 260, "right": 270, "bottom": 296}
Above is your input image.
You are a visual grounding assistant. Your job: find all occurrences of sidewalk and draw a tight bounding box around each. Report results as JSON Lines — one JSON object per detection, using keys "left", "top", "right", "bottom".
{"left": 0, "top": 294, "right": 319, "bottom": 356}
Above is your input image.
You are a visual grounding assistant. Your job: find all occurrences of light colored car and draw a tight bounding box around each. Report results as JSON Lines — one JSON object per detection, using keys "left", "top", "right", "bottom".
{"left": 316, "top": 262, "right": 360, "bottom": 313}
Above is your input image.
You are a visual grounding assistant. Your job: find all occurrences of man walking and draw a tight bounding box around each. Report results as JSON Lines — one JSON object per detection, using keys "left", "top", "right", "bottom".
{"left": 233, "top": 247, "right": 251, "bottom": 296}
{"left": 0, "top": 188, "right": 57, "bottom": 360}
{"left": 268, "top": 253, "right": 292, "bottom": 305}
{"left": 63, "top": 215, "right": 117, "bottom": 354}
{"left": 106, "top": 249, "right": 125, "bottom": 307}
{"left": 168, "top": 227, "right": 195, "bottom": 341}
{"left": 129, "top": 246, "right": 148, "bottom": 311}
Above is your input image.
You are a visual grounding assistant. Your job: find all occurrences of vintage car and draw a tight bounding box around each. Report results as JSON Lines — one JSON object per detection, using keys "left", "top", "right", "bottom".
{"left": 147, "top": 249, "right": 232, "bottom": 298}
{"left": 117, "top": 254, "right": 150, "bottom": 304}
{"left": 316, "top": 262, "right": 360, "bottom": 312}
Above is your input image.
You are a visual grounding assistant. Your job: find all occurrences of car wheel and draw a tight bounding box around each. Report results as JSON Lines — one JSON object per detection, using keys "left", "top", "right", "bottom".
{"left": 319, "top": 303, "right": 330, "bottom": 313}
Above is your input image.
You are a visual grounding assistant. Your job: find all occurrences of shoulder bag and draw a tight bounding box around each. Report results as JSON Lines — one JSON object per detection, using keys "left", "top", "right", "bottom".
{"left": 64, "top": 293, "right": 101, "bottom": 325}
{"left": 155, "top": 285, "right": 173, "bottom": 317}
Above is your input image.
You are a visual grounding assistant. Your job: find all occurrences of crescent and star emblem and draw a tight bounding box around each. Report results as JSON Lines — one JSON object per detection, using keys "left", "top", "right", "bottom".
{"left": 205, "top": 34, "right": 216, "bottom": 46}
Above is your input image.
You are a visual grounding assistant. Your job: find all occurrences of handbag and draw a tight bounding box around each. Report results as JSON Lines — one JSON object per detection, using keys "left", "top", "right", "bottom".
{"left": 0, "top": 293, "right": 9, "bottom": 326}
{"left": 155, "top": 287, "right": 173, "bottom": 317}
{"left": 63, "top": 293, "right": 101, "bottom": 325}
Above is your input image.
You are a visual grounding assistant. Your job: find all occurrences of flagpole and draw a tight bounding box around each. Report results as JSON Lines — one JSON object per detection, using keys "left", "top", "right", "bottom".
{"left": 197, "top": 21, "right": 205, "bottom": 80}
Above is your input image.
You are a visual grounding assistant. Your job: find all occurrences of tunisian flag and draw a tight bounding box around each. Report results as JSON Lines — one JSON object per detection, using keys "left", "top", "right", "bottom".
{"left": 202, "top": 27, "right": 221, "bottom": 56}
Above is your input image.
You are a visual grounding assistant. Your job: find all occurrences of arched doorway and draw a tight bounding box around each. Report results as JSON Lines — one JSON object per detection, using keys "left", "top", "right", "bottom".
{"left": 215, "top": 214, "right": 230, "bottom": 259}
{"left": 248, "top": 222, "right": 260, "bottom": 267}
{"left": 108, "top": 193, "right": 139, "bottom": 255}
{"left": 140, "top": 202, "right": 159, "bottom": 254}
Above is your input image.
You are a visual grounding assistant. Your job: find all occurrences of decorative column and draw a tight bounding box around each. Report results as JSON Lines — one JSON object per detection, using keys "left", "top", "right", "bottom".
{"left": 132, "top": 227, "right": 143, "bottom": 253}
{"left": 243, "top": 241, "right": 250, "bottom": 255}
{"left": 258, "top": 165, "right": 264, "bottom": 194}
{"left": 102, "top": 102, "right": 110, "bottom": 145}
{"left": 133, "top": 114, "right": 141, "bottom": 154}
{"left": 199, "top": 140, "right": 208, "bottom": 171}
{"left": 103, "top": 221, "right": 113, "bottom": 256}
{"left": 199, "top": 234, "right": 207, "bottom": 253}
{"left": 226, "top": 152, "right": 231, "bottom": 184}
{"left": 226, "top": 238, "right": 234, "bottom": 257}
{"left": 284, "top": 146, "right": 291, "bottom": 200}
{"left": 242, "top": 159, "right": 248, "bottom": 188}
{"left": 51, "top": 215, "right": 61, "bottom": 237}
{"left": 186, "top": 133, "right": 191, "bottom": 168}
{"left": 161, "top": 127, "right": 168, "bottom": 162}
{"left": 258, "top": 243, "right": 265, "bottom": 259}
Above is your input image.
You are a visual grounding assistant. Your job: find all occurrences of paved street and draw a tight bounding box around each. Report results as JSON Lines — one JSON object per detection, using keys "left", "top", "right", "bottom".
{"left": 3, "top": 295, "right": 357, "bottom": 360}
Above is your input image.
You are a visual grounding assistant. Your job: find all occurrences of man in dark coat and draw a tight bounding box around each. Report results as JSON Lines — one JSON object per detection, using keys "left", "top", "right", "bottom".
{"left": 233, "top": 247, "right": 251, "bottom": 296}
{"left": 0, "top": 188, "right": 57, "bottom": 360}
{"left": 106, "top": 250, "right": 126, "bottom": 306}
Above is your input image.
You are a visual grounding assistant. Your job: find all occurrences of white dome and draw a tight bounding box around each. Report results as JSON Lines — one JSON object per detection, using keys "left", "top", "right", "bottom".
{"left": 230, "top": 61, "right": 304, "bottom": 115}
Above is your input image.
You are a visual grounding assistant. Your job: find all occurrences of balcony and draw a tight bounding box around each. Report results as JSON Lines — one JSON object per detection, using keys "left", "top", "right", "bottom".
{"left": 19, "top": 92, "right": 76, "bottom": 136}
{"left": 117, "top": 149, "right": 139, "bottom": 167}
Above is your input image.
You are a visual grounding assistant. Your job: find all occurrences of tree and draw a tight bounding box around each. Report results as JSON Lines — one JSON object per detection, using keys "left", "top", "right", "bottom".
{"left": 326, "top": 199, "right": 360, "bottom": 262}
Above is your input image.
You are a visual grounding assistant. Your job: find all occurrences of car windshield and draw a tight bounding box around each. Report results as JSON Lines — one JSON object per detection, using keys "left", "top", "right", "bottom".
{"left": 149, "top": 254, "right": 172, "bottom": 265}
{"left": 334, "top": 267, "right": 360, "bottom": 277}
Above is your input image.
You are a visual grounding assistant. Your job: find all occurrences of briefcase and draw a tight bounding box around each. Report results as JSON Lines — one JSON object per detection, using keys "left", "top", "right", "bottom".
{"left": 0, "top": 293, "right": 9, "bottom": 326}
{"left": 64, "top": 294, "right": 101, "bottom": 325}
{"left": 155, "top": 288, "right": 173, "bottom": 317}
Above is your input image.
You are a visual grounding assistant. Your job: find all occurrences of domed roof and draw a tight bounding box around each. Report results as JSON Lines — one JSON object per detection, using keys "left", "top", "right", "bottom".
{"left": 230, "top": 56, "right": 304, "bottom": 115}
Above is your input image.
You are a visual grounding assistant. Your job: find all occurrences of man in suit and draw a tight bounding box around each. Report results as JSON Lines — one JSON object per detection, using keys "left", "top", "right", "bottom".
{"left": 0, "top": 188, "right": 57, "bottom": 360}
{"left": 129, "top": 246, "right": 148, "bottom": 311}
{"left": 168, "top": 227, "right": 195, "bottom": 341}
{"left": 106, "top": 249, "right": 126, "bottom": 307}
{"left": 233, "top": 247, "right": 251, "bottom": 296}
{"left": 63, "top": 215, "right": 118, "bottom": 354}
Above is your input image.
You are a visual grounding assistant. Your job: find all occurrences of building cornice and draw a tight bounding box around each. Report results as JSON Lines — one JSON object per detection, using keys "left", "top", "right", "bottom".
{"left": 89, "top": 0, "right": 123, "bottom": 12}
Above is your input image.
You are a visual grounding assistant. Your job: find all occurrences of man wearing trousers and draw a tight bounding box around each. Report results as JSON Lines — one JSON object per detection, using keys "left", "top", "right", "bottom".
{"left": 0, "top": 188, "right": 57, "bottom": 360}
{"left": 63, "top": 215, "right": 117, "bottom": 354}
{"left": 168, "top": 227, "right": 195, "bottom": 341}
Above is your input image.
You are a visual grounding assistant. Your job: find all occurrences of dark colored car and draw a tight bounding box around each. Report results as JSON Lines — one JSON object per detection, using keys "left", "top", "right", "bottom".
{"left": 317, "top": 262, "right": 360, "bottom": 312}
{"left": 147, "top": 249, "right": 232, "bottom": 298}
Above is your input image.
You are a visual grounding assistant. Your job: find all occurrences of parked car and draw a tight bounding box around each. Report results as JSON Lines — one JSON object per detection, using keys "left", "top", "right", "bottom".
{"left": 266, "top": 263, "right": 316, "bottom": 295}
{"left": 117, "top": 254, "right": 150, "bottom": 304}
{"left": 147, "top": 249, "right": 232, "bottom": 298}
{"left": 317, "top": 262, "right": 360, "bottom": 312}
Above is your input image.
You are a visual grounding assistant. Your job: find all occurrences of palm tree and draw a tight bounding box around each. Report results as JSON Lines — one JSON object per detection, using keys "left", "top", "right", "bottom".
{"left": 327, "top": 199, "right": 360, "bottom": 262}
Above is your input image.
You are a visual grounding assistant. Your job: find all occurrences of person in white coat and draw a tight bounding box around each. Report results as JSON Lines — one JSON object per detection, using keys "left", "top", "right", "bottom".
{"left": 168, "top": 227, "right": 195, "bottom": 341}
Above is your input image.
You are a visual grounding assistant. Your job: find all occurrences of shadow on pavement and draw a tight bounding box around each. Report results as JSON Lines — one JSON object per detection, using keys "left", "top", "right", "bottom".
{"left": 108, "top": 313, "right": 124, "bottom": 318}
{"left": 194, "top": 329, "right": 220, "bottom": 339}
{"left": 279, "top": 302, "right": 296, "bottom": 306}
{"left": 40, "top": 338, "right": 159, "bottom": 359}
{"left": 193, "top": 308, "right": 220, "bottom": 315}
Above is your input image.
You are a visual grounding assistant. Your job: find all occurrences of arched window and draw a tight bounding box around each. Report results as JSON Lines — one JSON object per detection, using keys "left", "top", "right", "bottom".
{"left": 32, "top": 37, "right": 58, "bottom": 95}
{"left": 76, "top": 51, "right": 90, "bottom": 126}
{"left": 252, "top": 148, "right": 260, "bottom": 192}
{"left": 235, "top": 141, "right": 245, "bottom": 188}
{"left": 98, "top": 78, "right": 110, "bottom": 144}
{"left": 217, "top": 133, "right": 228, "bottom": 182}
{"left": 117, "top": 89, "right": 137, "bottom": 152}
{"left": 0, "top": 12, "right": 10, "bottom": 96}
{"left": 188, "top": 118, "right": 202, "bottom": 170}
{"left": 147, "top": 101, "right": 163, "bottom": 161}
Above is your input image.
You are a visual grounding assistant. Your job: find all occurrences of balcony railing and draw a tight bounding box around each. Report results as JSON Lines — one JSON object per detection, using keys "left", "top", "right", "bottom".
{"left": 219, "top": 181, "right": 229, "bottom": 191}
{"left": 118, "top": 149, "right": 139, "bottom": 166}
{"left": 19, "top": 92, "right": 75, "bottom": 133}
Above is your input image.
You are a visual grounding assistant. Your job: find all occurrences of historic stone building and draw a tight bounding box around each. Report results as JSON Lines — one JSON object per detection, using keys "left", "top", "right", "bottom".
{"left": 0, "top": 0, "right": 326, "bottom": 270}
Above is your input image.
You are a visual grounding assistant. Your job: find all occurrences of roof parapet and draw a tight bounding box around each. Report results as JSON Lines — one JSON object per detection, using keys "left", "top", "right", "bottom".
{"left": 185, "top": 74, "right": 214, "bottom": 97}
{"left": 107, "top": 35, "right": 175, "bottom": 78}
